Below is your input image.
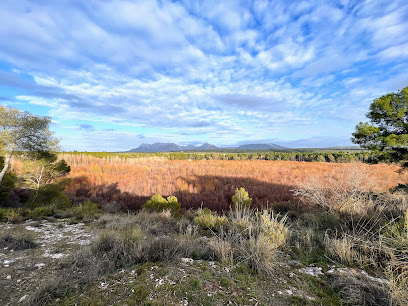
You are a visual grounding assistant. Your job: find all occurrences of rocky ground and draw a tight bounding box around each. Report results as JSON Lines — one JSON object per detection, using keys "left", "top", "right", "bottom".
{"left": 0, "top": 218, "right": 392, "bottom": 305}
{"left": 0, "top": 219, "right": 94, "bottom": 305}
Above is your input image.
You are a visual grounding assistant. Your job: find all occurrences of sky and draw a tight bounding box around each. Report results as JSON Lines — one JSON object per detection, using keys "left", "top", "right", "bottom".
{"left": 1, "top": 0, "right": 408, "bottom": 151}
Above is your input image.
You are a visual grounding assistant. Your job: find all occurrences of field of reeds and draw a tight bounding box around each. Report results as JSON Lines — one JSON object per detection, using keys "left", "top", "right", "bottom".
{"left": 47, "top": 154, "right": 408, "bottom": 211}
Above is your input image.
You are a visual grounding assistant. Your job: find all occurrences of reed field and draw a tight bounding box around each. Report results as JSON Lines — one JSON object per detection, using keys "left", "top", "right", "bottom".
{"left": 45, "top": 154, "right": 408, "bottom": 211}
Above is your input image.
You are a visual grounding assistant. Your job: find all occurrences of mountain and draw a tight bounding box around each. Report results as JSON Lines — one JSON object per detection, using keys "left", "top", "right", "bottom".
{"left": 236, "top": 143, "right": 286, "bottom": 150}
{"left": 128, "top": 142, "right": 219, "bottom": 152}
{"left": 198, "top": 143, "right": 219, "bottom": 150}
{"left": 128, "top": 142, "right": 284, "bottom": 152}
{"left": 129, "top": 143, "right": 183, "bottom": 152}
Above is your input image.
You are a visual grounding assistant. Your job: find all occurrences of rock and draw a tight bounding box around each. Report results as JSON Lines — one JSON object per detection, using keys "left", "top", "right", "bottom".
{"left": 286, "top": 260, "right": 301, "bottom": 266}
{"left": 298, "top": 266, "right": 324, "bottom": 277}
{"left": 327, "top": 267, "right": 389, "bottom": 285}
{"left": 18, "top": 295, "right": 27, "bottom": 303}
{"left": 6, "top": 275, "right": 11, "bottom": 279}
{"left": 181, "top": 257, "right": 194, "bottom": 264}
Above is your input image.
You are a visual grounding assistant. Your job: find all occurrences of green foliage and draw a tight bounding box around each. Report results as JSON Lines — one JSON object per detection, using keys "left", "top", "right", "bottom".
{"left": 352, "top": 85, "right": 408, "bottom": 166}
{"left": 28, "top": 206, "right": 54, "bottom": 219}
{"left": 27, "top": 182, "right": 72, "bottom": 209}
{"left": 70, "top": 200, "right": 99, "bottom": 218}
{"left": 194, "top": 208, "right": 228, "bottom": 231}
{"left": 0, "top": 105, "right": 60, "bottom": 193}
{"left": 232, "top": 187, "right": 252, "bottom": 209}
{"left": 142, "top": 194, "right": 181, "bottom": 216}
{"left": 0, "top": 173, "right": 17, "bottom": 204}
{"left": 23, "top": 157, "right": 71, "bottom": 193}
{"left": 0, "top": 207, "right": 22, "bottom": 222}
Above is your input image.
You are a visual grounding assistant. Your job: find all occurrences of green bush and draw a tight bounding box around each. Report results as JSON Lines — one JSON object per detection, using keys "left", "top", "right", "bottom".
{"left": 0, "top": 173, "right": 17, "bottom": 204}
{"left": 67, "top": 200, "right": 100, "bottom": 221}
{"left": 142, "top": 194, "right": 181, "bottom": 217}
{"left": 28, "top": 206, "right": 54, "bottom": 219}
{"left": 27, "top": 183, "right": 72, "bottom": 209}
{"left": 0, "top": 208, "right": 22, "bottom": 223}
{"left": 194, "top": 208, "right": 227, "bottom": 231}
{"left": 232, "top": 187, "right": 252, "bottom": 209}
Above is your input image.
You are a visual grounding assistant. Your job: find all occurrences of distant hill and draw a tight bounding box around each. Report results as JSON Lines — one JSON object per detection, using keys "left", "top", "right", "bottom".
{"left": 326, "top": 146, "right": 362, "bottom": 150}
{"left": 128, "top": 142, "right": 220, "bottom": 152}
{"left": 128, "top": 142, "right": 287, "bottom": 152}
{"left": 129, "top": 143, "right": 183, "bottom": 152}
{"left": 198, "top": 143, "right": 219, "bottom": 150}
{"left": 236, "top": 143, "right": 286, "bottom": 150}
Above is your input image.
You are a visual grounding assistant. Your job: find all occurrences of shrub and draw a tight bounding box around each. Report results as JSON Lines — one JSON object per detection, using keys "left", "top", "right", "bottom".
{"left": 71, "top": 200, "right": 99, "bottom": 220}
{"left": 87, "top": 228, "right": 212, "bottom": 270}
{"left": 57, "top": 200, "right": 100, "bottom": 221}
{"left": 28, "top": 206, "right": 54, "bottom": 219}
{"left": 0, "top": 208, "right": 22, "bottom": 223}
{"left": 242, "top": 210, "right": 288, "bottom": 275}
{"left": 194, "top": 208, "right": 227, "bottom": 231}
{"left": 0, "top": 173, "right": 17, "bottom": 204}
{"left": 292, "top": 165, "right": 376, "bottom": 214}
{"left": 27, "top": 183, "right": 72, "bottom": 209}
{"left": 142, "top": 194, "right": 181, "bottom": 217}
{"left": 232, "top": 187, "right": 252, "bottom": 209}
{"left": 0, "top": 229, "right": 37, "bottom": 250}
{"left": 387, "top": 265, "right": 408, "bottom": 306}
{"left": 258, "top": 210, "right": 288, "bottom": 250}
{"left": 324, "top": 233, "right": 356, "bottom": 265}
{"left": 329, "top": 271, "right": 390, "bottom": 306}
{"left": 23, "top": 277, "right": 68, "bottom": 306}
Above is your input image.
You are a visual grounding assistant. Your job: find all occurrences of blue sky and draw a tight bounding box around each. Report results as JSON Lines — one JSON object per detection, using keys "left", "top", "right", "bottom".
{"left": 1, "top": 0, "right": 408, "bottom": 151}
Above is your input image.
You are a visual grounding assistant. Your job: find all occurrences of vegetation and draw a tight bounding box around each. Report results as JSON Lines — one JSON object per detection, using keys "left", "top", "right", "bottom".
{"left": 57, "top": 155, "right": 407, "bottom": 212}
{"left": 1, "top": 105, "right": 408, "bottom": 305}
{"left": 0, "top": 167, "right": 407, "bottom": 305}
{"left": 352, "top": 85, "right": 408, "bottom": 167}
{"left": 63, "top": 149, "right": 374, "bottom": 163}
{"left": 0, "top": 105, "right": 59, "bottom": 191}
{"left": 142, "top": 194, "right": 181, "bottom": 216}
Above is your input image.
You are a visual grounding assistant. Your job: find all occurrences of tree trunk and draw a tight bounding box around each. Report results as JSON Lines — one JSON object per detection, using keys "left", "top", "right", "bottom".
{"left": 0, "top": 149, "right": 13, "bottom": 192}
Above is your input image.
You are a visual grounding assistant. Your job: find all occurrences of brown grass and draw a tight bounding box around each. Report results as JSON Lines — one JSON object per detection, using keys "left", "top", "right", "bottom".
{"left": 12, "top": 154, "right": 408, "bottom": 211}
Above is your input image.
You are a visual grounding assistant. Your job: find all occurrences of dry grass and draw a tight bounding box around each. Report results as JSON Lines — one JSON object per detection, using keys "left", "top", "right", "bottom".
{"left": 387, "top": 265, "right": 408, "bottom": 306}
{"left": 11, "top": 155, "right": 406, "bottom": 211}
{"left": 324, "top": 233, "right": 357, "bottom": 265}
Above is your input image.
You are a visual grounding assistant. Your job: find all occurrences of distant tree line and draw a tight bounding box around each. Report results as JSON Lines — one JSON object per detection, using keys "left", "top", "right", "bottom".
{"left": 66, "top": 150, "right": 378, "bottom": 163}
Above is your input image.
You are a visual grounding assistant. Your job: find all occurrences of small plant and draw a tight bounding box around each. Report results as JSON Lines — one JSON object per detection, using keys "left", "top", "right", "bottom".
{"left": 258, "top": 210, "right": 288, "bottom": 250}
{"left": 194, "top": 208, "right": 227, "bottom": 231}
{"left": 142, "top": 194, "right": 181, "bottom": 217}
{"left": 232, "top": 187, "right": 252, "bottom": 209}
{"left": 324, "top": 233, "right": 356, "bottom": 265}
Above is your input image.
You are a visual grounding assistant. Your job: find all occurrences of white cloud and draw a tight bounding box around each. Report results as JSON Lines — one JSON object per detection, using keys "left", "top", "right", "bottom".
{"left": 0, "top": 0, "right": 407, "bottom": 150}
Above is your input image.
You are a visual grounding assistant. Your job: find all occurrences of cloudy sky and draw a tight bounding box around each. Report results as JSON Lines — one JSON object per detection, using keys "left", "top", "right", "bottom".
{"left": 1, "top": 0, "right": 408, "bottom": 151}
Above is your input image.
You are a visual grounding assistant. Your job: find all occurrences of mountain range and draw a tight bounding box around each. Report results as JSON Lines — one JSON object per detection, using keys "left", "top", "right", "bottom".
{"left": 128, "top": 142, "right": 286, "bottom": 152}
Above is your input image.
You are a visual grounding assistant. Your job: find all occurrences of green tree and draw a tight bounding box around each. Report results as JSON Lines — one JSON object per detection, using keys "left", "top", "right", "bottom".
{"left": 24, "top": 156, "right": 70, "bottom": 198}
{"left": 352, "top": 85, "right": 408, "bottom": 166}
{"left": 0, "top": 106, "right": 59, "bottom": 191}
